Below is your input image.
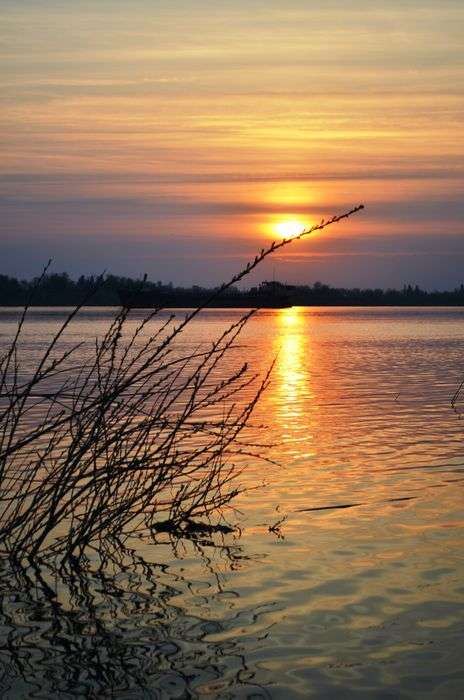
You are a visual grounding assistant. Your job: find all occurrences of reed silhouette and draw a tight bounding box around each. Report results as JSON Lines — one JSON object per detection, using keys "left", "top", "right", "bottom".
{"left": 0, "top": 205, "right": 363, "bottom": 562}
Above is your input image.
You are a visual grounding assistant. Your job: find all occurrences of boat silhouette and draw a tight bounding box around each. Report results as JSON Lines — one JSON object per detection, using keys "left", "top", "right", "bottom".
{"left": 118, "top": 280, "right": 293, "bottom": 309}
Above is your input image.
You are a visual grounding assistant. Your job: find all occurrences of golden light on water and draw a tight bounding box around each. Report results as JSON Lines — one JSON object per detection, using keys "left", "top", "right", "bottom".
{"left": 279, "top": 305, "right": 301, "bottom": 327}
{"left": 275, "top": 307, "right": 314, "bottom": 422}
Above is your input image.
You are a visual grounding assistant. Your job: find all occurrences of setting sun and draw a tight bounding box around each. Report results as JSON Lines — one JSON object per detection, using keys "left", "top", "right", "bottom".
{"left": 273, "top": 219, "right": 307, "bottom": 239}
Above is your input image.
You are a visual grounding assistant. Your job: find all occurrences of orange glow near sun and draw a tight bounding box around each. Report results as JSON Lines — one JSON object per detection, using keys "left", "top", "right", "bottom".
{"left": 273, "top": 219, "right": 307, "bottom": 239}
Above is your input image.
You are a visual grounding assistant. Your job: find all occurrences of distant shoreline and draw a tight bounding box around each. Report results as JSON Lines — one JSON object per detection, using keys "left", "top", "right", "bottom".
{"left": 2, "top": 302, "right": 464, "bottom": 309}
{"left": 1, "top": 273, "right": 464, "bottom": 308}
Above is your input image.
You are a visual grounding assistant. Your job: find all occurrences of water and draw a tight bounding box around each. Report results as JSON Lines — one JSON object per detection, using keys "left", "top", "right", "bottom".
{"left": 1, "top": 306, "right": 464, "bottom": 698}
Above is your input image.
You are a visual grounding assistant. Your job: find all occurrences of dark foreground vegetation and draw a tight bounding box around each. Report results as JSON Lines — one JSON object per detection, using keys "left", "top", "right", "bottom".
{"left": 0, "top": 206, "right": 362, "bottom": 564}
{"left": 2, "top": 271, "right": 464, "bottom": 307}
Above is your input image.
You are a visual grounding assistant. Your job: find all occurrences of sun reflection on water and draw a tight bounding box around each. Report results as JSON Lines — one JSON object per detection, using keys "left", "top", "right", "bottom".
{"left": 272, "top": 308, "right": 317, "bottom": 459}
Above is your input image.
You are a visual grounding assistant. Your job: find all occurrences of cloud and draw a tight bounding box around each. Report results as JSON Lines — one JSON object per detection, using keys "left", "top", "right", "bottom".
{"left": 1, "top": 165, "right": 463, "bottom": 187}
{"left": 1, "top": 191, "right": 463, "bottom": 230}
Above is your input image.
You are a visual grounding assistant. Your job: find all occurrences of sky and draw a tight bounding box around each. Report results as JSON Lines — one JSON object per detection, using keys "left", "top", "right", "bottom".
{"left": 1, "top": 0, "right": 463, "bottom": 288}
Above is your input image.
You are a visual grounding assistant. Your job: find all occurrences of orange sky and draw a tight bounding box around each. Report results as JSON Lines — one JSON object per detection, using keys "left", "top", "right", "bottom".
{"left": 2, "top": 1, "right": 463, "bottom": 287}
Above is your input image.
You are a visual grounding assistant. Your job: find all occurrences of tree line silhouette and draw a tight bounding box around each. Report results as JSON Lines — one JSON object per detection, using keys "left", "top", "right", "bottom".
{"left": 1, "top": 272, "right": 464, "bottom": 306}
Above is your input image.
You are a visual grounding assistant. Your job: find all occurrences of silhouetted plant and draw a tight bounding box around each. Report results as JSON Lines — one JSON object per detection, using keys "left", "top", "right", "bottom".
{"left": 0, "top": 206, "right": 363, "bottom": 561}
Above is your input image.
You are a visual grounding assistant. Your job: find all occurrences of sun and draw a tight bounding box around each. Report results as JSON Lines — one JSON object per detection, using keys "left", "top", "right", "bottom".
{"left": 273, "top": 219, "right": 307, "bottom": 239}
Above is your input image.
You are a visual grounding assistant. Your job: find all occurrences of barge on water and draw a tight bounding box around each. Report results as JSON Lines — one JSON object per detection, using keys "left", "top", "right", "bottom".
{"left": 118, "top": 280, "right": 293, "bottom": 309}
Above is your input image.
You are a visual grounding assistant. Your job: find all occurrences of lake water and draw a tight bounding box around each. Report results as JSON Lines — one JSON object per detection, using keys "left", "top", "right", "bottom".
{"left": 1, "top": 306, "right": 464, "bottom": 698}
